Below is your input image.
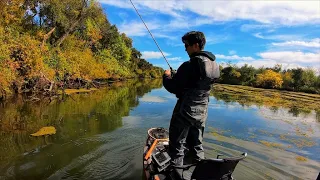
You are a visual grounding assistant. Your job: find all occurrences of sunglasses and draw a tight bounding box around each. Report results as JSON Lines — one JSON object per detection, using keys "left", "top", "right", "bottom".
{"left": 184, "top": 43, "right": 191, "bottom": 49}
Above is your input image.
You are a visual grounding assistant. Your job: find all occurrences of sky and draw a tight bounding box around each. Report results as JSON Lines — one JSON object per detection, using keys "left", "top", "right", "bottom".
{"left": 98, "top": 0, "right": 320, "bottom": 72}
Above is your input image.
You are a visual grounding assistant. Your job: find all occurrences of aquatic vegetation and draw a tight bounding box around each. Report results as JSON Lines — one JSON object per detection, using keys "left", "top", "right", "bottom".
{"left": 210, "top": 128, "right": 232, "bottom": 141}
{"left": 291, "top": 139, "right": 316, "bottom": 148}
{"left": 259, "top": 140, "right": 283, "bottom": 149}
{"left": 259, "top": 129, "right": 274, "bottom": 137}
{"left": 295, "top": 127, "right": 309, "bottom": 138}
{"left": 295, "top": 156, "right": 308, "bottom": 162}
{"left": 278, "top": 134, "right": 316, "bottom": 149}
{"left": 212, "top": 84, "right": 320, "bottom": 116}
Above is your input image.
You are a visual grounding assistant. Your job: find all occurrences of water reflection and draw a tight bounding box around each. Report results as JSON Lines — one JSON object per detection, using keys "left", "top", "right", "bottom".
{"left": 0, "top": 81, "right": 319, "bottom": 179}
{"left": 0, "top": 79, "right": 162, "bottom": 179}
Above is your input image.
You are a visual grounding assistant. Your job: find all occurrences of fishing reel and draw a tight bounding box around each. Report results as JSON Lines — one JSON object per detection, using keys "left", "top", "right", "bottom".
{"left": 170, "top": 68, "right": 176, "bottom": 78}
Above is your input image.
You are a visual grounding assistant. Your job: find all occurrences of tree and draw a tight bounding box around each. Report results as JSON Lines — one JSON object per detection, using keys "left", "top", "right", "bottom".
{"left": 238, "top": 64, "right": 256, "bottom": 85}
{"left": 220, "top": 66, "right": 241, "bottom": 85}
{"left": 282, "top": 71, "right": 293, "bottom": 90}
{"left": 256, "top": 70, "right": 283, "bottom": 89}
{"left": 0, "top": 0, "right": 25, "bottom": 27}
{"left": 291, "top": 68, "right": 304, "bottom": 90}
{"left": 298, "top": 68, "right": 319, "bottom": 93}
{"left": 301, "top": 69, "right": 317, "bottom": 87}
{"left": 271, "top": 64, "right": 282, "bottom": 73}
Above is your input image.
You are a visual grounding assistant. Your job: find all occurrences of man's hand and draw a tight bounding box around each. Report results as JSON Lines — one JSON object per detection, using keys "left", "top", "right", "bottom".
{"left": 164, "top": 69, "right": 171, "bottom": 76}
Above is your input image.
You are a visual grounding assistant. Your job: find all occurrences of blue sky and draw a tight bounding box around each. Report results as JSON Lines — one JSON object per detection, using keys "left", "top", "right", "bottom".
{"left": 98, "top": 0, "right": 320, "bottom": 72}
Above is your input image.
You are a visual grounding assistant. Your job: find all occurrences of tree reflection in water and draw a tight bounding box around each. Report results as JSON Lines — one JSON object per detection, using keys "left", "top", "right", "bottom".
{"left": 0, "top": 79, "right": 162, "bottom": 169}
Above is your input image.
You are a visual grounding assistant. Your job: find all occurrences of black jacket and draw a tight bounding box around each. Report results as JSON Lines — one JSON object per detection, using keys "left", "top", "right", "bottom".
{"left": 163, "top": 51, "right": 216, "bottom": 98}
{"left": 163, "top": 51, "right": 219, "bottom": 127}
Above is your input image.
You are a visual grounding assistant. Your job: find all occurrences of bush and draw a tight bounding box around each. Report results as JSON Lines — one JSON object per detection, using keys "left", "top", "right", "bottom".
{"left": 256, "top": 70, "right": 283, "bottom": 89}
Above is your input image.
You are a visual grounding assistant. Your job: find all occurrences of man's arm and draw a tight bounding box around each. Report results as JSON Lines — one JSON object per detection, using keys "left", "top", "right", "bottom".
{"left": 163, "top": 62, "right": 190, "bottom": 95}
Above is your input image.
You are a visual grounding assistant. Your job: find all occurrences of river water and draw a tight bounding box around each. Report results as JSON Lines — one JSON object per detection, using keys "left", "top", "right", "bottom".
{"left": 0, "top": 79, "right": 319, "bottom": 180}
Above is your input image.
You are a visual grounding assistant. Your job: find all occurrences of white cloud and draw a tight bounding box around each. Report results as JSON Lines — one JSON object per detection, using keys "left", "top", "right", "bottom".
{"left": 206, "top": 34, "right": 230, "bottom": 45}
{"left": 240, "top": 24, "right": 279, "bottom": 32}
{"left": 164, "top": 18, "right": 190, "bottom": 29}
{"left": 118, "top": 21, "right": 178, "bottom": 40}
{"left": 229, "top": 50, "right": 237, "bottom": 55}
{"left": 216, "top": 51, "right": 320, "bottom": 72}
{"left": 253, "top": 33, "right": 304, "bottom": 41}
{"left": 253, "top": 33, "right": 265, "bottom": 39}
{"left": 99, "top": 0, "right": 182, "bottom": 17}
{"left": 271, "top": 38, "right": 320, "bottom": 48}
{"left": 116, "top": 17, "right": 219, "bottom": 40}
{"left": 235, "top": 60, "right": 303, "bottom": 70}
{"left": 139, "top": 95, "right": 167, "bottom": 103}
{"left": 99, "top": 0, "right": 132, "bottom": 8}
{"left": 133, "top": 1, "right": 183, "bottom": 18}
{"left": 118, "top": 20, "right": 160, "bottom": 36}
{"left": 118, "top": 12, "right": 129, "bottom": 20}
{"left": 216, "top": 54, "right": 255, "bottom": 61}
{"left": 258, "top": 51, "right": 320, "bottom": 64}
{"left": 100, "top": 1, "right": 320, "bottom": 26}
{"left": 187, "top": 1, "right": 320, "bottom": 25}
{"left": 167, "top": 57, "right": 183, "bottom": 61}
{"left": 141, "top": 51, "right": 170, "bottom": 59}
{"left": 100, "top": 0, "right": 320, "bottom": 71}
{"left": 152, "top": 33, "right": 178, "bottom": 40}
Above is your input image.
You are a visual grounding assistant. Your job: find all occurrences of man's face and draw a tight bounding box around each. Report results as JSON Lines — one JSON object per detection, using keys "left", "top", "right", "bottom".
{"left": 185, "top": 43, "right": 200, "bottom": 56}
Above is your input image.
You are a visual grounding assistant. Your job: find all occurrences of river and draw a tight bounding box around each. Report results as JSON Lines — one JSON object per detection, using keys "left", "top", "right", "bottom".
{"left": 0, "top": 79, "right": 319, "bottom": 180}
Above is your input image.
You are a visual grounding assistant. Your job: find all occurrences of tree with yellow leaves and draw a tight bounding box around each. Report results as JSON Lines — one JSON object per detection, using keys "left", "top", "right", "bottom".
{"left": 256, "top": 70, "right": 283, "bottom": 89}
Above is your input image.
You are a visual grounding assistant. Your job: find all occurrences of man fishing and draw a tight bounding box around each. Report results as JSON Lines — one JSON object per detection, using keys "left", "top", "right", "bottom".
{"left": 163, "top": 31, "right": 220, "bottom": 167}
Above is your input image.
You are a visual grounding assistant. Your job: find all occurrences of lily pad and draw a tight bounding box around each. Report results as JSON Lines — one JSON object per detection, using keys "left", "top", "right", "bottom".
{"left": 30, "top": 126, "right": 56, "bottom": 136}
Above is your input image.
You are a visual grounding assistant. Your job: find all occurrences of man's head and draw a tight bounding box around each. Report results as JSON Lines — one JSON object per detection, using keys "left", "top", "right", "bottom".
{"left": 182, "top": 31, "right": 206, "bottom": 56}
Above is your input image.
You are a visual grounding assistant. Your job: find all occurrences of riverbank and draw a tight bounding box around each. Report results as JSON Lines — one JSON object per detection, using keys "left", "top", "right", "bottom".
{"left": 0, "top": 78, "right": 159, "bottom": 102}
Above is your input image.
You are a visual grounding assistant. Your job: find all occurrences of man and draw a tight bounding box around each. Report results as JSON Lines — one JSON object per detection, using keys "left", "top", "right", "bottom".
{"left": 163, "top": 31, "right": 220, "bottom": 167}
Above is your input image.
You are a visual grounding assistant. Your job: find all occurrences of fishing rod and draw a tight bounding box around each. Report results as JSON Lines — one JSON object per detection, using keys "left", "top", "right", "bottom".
{"left": 129, "top": 0, "right": 173, "bottom": 71}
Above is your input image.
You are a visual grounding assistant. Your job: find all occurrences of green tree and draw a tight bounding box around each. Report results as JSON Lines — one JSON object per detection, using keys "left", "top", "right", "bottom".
{"left": 299, "top": 68, "right": 318, "bottom": 93}
{"left": 291, "top": 68, "right": 304, "bottom": 90}
{"left": 220, "top": 66, "right": 241, "bottom": 85}
{"left": 238, "top": 64, "right": 256, "bottom": 85}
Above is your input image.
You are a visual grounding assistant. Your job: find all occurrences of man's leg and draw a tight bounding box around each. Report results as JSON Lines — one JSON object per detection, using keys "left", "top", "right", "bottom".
{"left": 169, "top": 115, "right": 190, "bottom": 167}
{"left": 186, "top": 126, "right": 204, "bottom": 162}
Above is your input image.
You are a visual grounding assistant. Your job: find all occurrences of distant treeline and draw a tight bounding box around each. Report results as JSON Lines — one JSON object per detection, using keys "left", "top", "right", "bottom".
{"left": 0, "top": 0, "right": 163, "bottom": 98}
{"left": 218, "top": 64, "right": 320, "bottom": 94}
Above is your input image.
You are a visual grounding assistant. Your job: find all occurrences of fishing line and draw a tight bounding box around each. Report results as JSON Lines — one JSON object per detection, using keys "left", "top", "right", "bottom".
{"left": 129, "top": 0, "right": 173, "bottom": 71}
